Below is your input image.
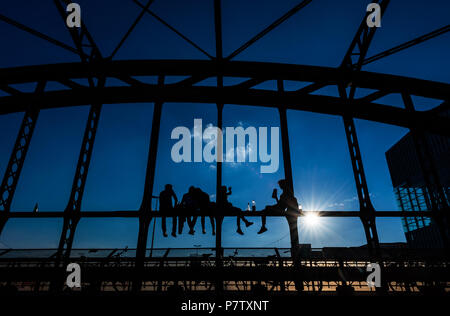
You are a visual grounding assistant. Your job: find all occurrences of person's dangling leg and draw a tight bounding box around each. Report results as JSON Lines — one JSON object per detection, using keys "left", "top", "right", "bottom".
{"left": 171, "top": 214, "right": 177, "bottom": 237}
{"left": 201, "top": 215, "right": 206, "bottom": 234}
{"left": 209, "top": 216, "right": 215, "bottom": 235}
{"left": 187, "top": 216, "right": 192, "bottom": 230}
{"left": 191, "top": 216, "right": 198, "bottom": 228}
{"left": 240, "top": 212, "right": 253, "bottom": 228}
{"left": 258, "top": 214, "right": 267, "bottom": 234}
{"left": 185, "top": 208, "right": 193, "bottom": 231}
{"left": 188, "top": 210, "right": 197, "bottom": 235}
{"left": 178, "top": 205, "right": 187, "bottom": 235}
{"left": 161, "top": 210, "right": 168, "bottom": 237}
{"left": 236, "top": 214, "right": 244, "bottom": 235}
{"left": 178, "top": 215, "right": 185, "bottom": 234}
{"left": 209, "top": 202, "right": 217, "bottom": 236}
{"left": 258, "top": 206, "right": 271, "bottom": 234}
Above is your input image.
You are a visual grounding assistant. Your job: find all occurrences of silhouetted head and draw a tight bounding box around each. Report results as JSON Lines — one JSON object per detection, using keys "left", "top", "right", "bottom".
{"left": 278, "top": 179, "right": 288, "bottom": 190}
{"left": 165, "top": 184, "right": 172, "bottom": 190}
{"left": 189, "top": 186, "right": 196, "bottom": 194}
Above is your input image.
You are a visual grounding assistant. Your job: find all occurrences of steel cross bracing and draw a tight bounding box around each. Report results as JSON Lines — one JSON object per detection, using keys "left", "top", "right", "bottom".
{"left": 339, "top": 0, "right": 390, "bottom": 254}
{"left": 341, "top": 0, "right": 390, "bottom": 71}
{"left": 362, "top": 24, "right": 450, "bottom": 66}
{"left": 140, "top": 0, "right": 314, "bottom": 91}
{"left": 55, "top": 97, "right": 104, "bottom": 263}
{"left": 0, "top": 81, "right": 46, "bottom": 235}
{"left": 53, "top": 0, "right": 105, "bottom": 268}
{"left": 0, "top": 1, "right": 447, "bottom": 97}
{"left": 53, "top": 0, "right": 102, "bottom": 64}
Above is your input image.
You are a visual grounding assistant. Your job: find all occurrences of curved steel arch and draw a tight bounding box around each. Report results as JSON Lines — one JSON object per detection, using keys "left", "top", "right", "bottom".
{"left": 1, "top": 60, "right": 449, "bottom": 98}
{"left": 0, "top": 60, "right": 449, "bottom": 135}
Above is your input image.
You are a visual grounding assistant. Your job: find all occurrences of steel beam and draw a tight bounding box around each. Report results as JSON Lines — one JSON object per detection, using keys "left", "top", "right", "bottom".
{"left": 340, "top": 86, "right": 380, "bottom": 252}
{"left": 277, "top": 80, "right": 297, "bottom": 252}
{"left": 278, "top": 81, "right": 294, "bottom": 192}
{"left": 55, "top": 99, "right": 103, "bottom": 263}
{"left": 132, "top": 0, "right": 213, "bottom": 59}
{"left": 214, "top": 0, "right": 224, "bottom": 294}
{"left": 53, "top": 87, "right": 103, "bottom": 260}
{"left": 341, "top": 0, "right": 390, "bottom": 71}
{"left": 1, "top": 61, "right": 449, "bottom": 101}
{"left": 53, "top": 0, "right": 102, "bottom": 64}
{"left": 278, "top": 80, "right": 302, "bottom": 291}
{"left": 363, "top": 25, "right": 450, "bottom": 66}
{"left": 340, "top": 0, "right": 390, "bottom": 255}
{"left": 0, "top": 81, "right": 46, "bottom": 236}
{"left": 110, "top": 0, "right": 155, "bottom": 59}
{"left": 133, "top": 76, "right": 165, "bottom": 292}
{"left": 226, "top": 0, "right": 313, "bottom": 60}
{"left": 0, "top": 14, "right": 80, "bottom": 56}
{"left": 5, "top": 210, "right": 435, "bottom": 218}
{"left": 52, "top": 0, "right": 105, "bottom": 292}
{"left": 2, "top": 83, "right": 448, "bottom": 136}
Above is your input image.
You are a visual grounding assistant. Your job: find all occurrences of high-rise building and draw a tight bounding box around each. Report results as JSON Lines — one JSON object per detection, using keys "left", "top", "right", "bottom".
{"left": 385, "top": 107, "right": 450, "bottom": 248}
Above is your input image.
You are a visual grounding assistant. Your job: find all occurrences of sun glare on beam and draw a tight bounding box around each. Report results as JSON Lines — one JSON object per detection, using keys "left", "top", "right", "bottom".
{"left": 304, "top": 212, "right": 320, "bottom": 227}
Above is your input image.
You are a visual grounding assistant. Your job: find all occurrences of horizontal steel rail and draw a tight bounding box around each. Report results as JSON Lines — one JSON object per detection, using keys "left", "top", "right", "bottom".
{"left": 4, "top": 210, "right": 435, "bottom": 218}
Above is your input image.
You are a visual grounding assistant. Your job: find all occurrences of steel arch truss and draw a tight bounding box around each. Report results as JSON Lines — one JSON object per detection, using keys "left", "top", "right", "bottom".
{"left": 0, "top": 60, "right": 448, "bottom": 134}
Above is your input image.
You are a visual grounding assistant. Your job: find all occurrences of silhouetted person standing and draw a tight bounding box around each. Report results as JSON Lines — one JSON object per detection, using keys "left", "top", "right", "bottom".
{"left": 218, "top": 185, "right": 253, "bottom": 235}
{"left": 258, "top": 179, "right": 298, "bottom": 234}
{"left": 159, "top": 184, "right": 178, "bottom": 237}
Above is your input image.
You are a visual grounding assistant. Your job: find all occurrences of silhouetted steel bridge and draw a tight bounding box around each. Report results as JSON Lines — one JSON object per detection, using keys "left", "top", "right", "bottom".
{"left": 0, "top": 0, "right": 449, "bottom": 294}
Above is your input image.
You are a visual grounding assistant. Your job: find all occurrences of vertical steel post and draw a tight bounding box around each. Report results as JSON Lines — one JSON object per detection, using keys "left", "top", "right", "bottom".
{"left": 277, "top": 80, "right": 298, "bottom": 251}
{"left": 133, "top": 76, "right": 165, "bottom": 292}
{"left": 277, "top": 80, "right": 302, "bottom": 291}
{"left": 55, "top": 98, "right": 104, "bottom": 263}
{"left": 339, "top": 0, "right": 390, "bottom": 255}
{"left": 52, "top": 0, "right": 104, "bottom": 291}
{"left": 214, "top": 0, "right": 224, "bottom": 294}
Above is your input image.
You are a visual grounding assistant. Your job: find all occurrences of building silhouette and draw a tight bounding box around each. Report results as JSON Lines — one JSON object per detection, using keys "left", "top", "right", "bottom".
{"left": 386, "top": 106, "right": 450, "bottom": 248}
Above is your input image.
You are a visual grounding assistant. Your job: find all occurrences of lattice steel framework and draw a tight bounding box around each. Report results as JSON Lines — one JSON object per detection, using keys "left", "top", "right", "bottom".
{"left": 0, "top": 0, "right": 449, "bottom": 293}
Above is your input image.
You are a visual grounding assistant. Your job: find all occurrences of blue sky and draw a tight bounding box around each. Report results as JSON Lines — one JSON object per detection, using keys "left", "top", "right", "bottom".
{"left": 0, "top": 0, "right": 449, "bottom": 250}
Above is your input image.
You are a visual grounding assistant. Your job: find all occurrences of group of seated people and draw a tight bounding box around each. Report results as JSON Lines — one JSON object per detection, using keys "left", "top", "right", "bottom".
{"left": 159, "top": 179, "right": 299, "bottom": 237}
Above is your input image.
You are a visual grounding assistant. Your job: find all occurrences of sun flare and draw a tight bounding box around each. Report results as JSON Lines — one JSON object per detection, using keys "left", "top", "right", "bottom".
{"left": 304, "top": 212, "right": 320, "bottom": 227}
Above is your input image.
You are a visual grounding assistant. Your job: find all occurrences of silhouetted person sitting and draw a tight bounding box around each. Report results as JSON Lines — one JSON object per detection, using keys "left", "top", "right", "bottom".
{"left": 218, "top": 185, "right": 253, "bottom": 235}
{"left": 258, "top": 179, "right": 299, "bottom": 234}
{"left": 195, "top": 187, "right": 215, "bottom": 235}
{"left": 159, "top": 184, "right": 178, "bottom": 237}
{"left": 180, "top": 186, "right": 200, "bottom": 235}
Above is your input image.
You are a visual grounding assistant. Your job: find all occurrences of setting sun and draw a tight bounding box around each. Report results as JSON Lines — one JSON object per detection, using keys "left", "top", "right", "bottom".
{"left": 304, "top": 212, "right": 320, "bottom": 227}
